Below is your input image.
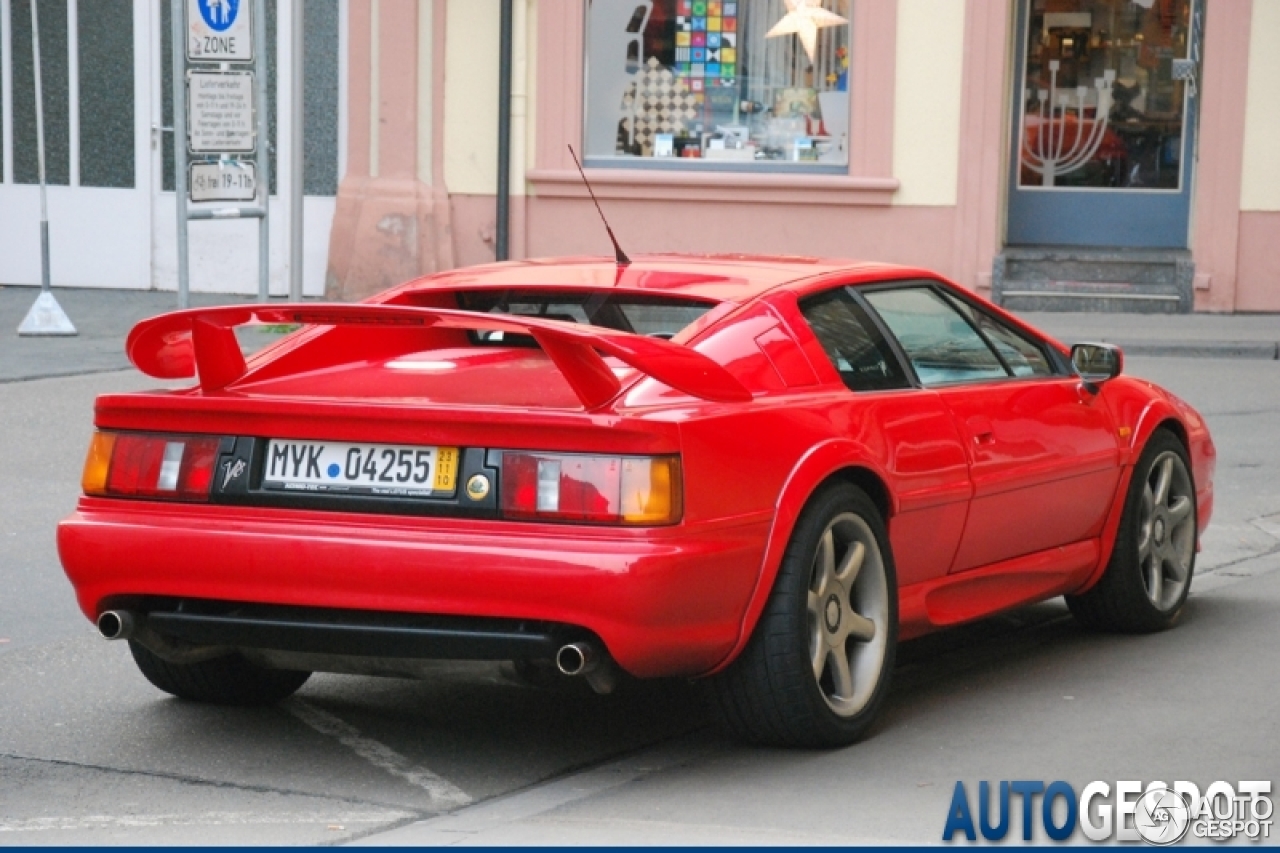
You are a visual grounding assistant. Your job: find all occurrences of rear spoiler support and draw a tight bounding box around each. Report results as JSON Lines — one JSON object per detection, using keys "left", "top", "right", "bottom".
{"left": 126, "top": 303, "right": 752, "bottom": 410}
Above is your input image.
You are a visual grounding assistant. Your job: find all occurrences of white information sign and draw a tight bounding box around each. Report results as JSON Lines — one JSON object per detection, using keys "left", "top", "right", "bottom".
{"left": 190, "top": 160, "right": 257, "bottom": 202}
{"left": 187, "top": 0, "right": 253, "bottom": 62}
{"left": 188, "top": 71, "right": 255, "bottom": 153}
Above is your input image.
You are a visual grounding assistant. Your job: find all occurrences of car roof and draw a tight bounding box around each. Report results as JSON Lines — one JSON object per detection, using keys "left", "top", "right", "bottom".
{"left": 394, "top": 254, "right": 934, "bottom": 304}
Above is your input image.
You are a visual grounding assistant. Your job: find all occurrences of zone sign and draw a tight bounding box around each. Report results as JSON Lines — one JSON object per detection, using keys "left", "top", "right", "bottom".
{"left": 187, "top": 0, "right": 253, "bottom": 63}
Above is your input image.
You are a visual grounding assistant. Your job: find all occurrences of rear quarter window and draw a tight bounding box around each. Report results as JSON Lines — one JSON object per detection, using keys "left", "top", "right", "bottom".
{"left": 798, "top": 289, "right": 911, "bottom": 392}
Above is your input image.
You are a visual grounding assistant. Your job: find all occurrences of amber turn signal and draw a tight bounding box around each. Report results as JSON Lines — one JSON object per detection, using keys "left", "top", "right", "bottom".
{"left": 81, "top": 431, "right": 117, "bottom": 496}
{"left": 500, "top": 452, "right": 682, "bottom": 525}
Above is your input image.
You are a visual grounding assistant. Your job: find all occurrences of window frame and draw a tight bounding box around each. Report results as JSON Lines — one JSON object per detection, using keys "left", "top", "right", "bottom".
{"left": 854, "top": 279, "right": 1068, "bottom": 389}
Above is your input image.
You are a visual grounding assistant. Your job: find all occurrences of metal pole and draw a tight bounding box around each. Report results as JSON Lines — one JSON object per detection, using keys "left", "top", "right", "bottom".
{"left": 16, "top": 0, "right": 74, "bottom": 335}
{"left": 30, "top": 0, "right": 49, "bottom": 293}
{"left": 171, "top": 0, "right": 190, "bottom": 308}
{"left": 288, "top": 0, "right": 303, "bottom": 300}
{"left": 255, "top": 0, "right": 270, "bottom": 301}
{"left": 495, "top": 0, "right": 512, "bottom": 262}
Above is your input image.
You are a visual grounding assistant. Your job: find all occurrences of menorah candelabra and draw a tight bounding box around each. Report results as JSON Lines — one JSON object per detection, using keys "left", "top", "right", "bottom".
{"left": 1022, "top": 60, "right": 1117, "bottom": 187}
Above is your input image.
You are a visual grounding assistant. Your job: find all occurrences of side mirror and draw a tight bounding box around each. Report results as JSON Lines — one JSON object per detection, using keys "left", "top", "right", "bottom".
{"left": 1071, "top": 342, "right": 1124, "bottom": 390}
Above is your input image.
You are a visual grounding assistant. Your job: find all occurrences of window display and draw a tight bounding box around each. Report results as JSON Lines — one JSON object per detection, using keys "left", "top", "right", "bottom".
{"left": 1017, "top": 0, "right": 1194, "bottom": 190}
{"left": 584, "top": 0, "right": 850, "bottom": 168}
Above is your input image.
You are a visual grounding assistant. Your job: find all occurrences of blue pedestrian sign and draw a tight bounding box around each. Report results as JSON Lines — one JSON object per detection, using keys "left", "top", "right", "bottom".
{"left": 197, "top": 0, "right": 240, "bottom": 32}
{"left": 187, "top": 0, "right": 253, "bottom": 62}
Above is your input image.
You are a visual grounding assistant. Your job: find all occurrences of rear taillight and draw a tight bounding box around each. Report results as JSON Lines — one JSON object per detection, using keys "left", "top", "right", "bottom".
{"left": 82, "top": 431, "right": 222, "bottom": 502}
{"left": 500, "top": 452, "right": 682, "bottom": 525}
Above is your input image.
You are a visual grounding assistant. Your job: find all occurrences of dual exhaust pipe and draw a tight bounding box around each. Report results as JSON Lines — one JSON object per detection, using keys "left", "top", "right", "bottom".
{"left": 101, "top": 609, "right": 619, "bottom": 692}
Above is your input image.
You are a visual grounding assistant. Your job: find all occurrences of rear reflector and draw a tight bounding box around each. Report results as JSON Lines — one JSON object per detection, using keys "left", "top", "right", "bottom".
{"left": 501, "top": 452, "right": 682, "bottom": 525}
{"left": 82, "top": 431, "right": 222, "bottom": 502}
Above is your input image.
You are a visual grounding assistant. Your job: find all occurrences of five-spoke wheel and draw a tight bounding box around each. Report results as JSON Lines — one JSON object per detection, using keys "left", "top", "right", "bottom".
{"left": 1067, "top": 429, "right": 1197, "bottom": 633}
{"left": 710, "top": 483, "right": 897, "bottom": 747}
{"left": 806, "top": 512, "right": 890, "bottom": 719}
{"left": 1136, "top": 449, "right": 1196, "bottom": 610}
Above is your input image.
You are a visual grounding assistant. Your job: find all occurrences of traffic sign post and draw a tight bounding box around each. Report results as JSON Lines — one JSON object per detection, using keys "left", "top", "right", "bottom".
{"left": 171, "top": 0, "right": 269, "bottom": 307}
{"left": 17, "top": 0, "right": 76, "bottom": 336}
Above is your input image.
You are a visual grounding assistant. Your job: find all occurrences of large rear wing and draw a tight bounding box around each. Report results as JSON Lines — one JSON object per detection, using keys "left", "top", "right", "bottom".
{"left": 126, "top": 303, "right": 751, "bottom": 410}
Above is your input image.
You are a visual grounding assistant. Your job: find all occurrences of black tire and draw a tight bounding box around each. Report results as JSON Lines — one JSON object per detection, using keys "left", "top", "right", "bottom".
{"left": 709, "top": 483, "right": 898, "bottom": 748}
{"left": 129, "top": 641, "right": 311, "bottom": 706}
{"left": 1067, "top": 429, "right": 1197, "bottom": 633}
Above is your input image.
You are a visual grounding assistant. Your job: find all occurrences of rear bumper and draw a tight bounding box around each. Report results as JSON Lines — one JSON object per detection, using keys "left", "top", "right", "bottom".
{"left": 58, "top": 498, "right": 771, "bottom": 677}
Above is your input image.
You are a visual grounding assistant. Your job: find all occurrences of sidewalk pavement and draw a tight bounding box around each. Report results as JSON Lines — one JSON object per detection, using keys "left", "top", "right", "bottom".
{"left": 1, "top": 285, "right": 1277, "bottom": 384}
{"left": 0, "top": 286, "right": 283, "bottom": 383}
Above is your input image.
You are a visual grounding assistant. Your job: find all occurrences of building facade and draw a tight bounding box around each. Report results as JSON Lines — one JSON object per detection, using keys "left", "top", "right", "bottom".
{"left": 1, "top": 0, "right": 1277, "bottom": 311}
{"left": 0, "top": 0, "right": 343, "bottom": 297}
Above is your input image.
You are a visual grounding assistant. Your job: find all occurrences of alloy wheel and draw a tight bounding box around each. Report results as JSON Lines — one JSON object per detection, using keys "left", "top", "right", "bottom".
{"left": 806, "top": 512, "right": 890, "bottom": 717}
{"left": 1137, "top": 450, "right": 1195, "bottom": 611}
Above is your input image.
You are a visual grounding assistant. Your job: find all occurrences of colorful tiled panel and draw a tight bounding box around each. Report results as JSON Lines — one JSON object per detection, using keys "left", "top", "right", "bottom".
{"left": 675, "top": 0, "right": 738, "bottom": 92}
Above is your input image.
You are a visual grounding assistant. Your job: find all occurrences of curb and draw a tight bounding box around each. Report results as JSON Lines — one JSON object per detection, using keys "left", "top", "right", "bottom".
{"left": 1114, "top": 341, "right": 1280, "bottom": 360}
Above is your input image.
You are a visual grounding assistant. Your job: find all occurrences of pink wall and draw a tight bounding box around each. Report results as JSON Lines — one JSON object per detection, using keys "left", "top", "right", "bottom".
{"left": 524, "top": 1, "right": 954, "bottom": 276}
{"left": 323, "top": 0, "right": 1275, "bottom": 313}
{"left": 522, "top": 0, "right": 1018, "bottom": 294}
{"left": 326, "top": 0, "right": 454, "bottom": 301}
{"left": 953, "top": 0, "right": 1013, "bottom": 293}
{"left": 1191, "top": 0, "right": 1253, "bottom": 311}
{"left": 529, "top": 197, "right": 961, "bottom": 272}
{"left": 1236, "top": 213, "right": 1280, "bottom": 312}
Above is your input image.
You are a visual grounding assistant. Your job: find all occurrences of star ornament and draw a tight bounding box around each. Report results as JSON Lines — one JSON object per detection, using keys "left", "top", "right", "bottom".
{"left": 766, "top": 0, "right": 848, "bottom": 64}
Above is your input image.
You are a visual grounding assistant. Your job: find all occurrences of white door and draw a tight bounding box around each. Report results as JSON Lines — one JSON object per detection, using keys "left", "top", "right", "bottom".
{"left": 0, "top": 0, "right": 153, "bottom": 289}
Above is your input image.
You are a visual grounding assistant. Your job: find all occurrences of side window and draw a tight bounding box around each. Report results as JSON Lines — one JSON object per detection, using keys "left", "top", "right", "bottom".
{"left": 798, "top": 289, "right": 911, "bottom": 392}
{"left": 862, "top": 287, "right": 1009, "bottom": 386}
{"left": 940, "top": 294, "right": 1055, "bottom": 378}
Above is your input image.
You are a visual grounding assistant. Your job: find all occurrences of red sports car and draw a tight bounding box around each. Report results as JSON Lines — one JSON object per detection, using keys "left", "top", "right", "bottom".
{"left": 58, "top": 256, "right": 1215, "bottom": 747}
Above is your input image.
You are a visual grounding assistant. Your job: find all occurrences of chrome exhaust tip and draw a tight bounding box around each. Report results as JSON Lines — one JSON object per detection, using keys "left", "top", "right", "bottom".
{"left": 97, "top": 610, "right": 135, "bottom": 641}
{"left": 555, "top": 641, "right": 619, "bottom": 694}
{"left": 555, "top": 641, "right": 596, "bottom": 677}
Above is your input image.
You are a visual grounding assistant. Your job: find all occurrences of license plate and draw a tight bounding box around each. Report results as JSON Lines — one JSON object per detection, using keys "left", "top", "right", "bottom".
{"left": 263, "top": 440, "right": 459, "bottom": 497}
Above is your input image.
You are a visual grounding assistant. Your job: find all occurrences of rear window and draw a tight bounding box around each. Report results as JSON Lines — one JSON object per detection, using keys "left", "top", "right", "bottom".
{"left": 456, "top": 290, "right": 716, "bottom": 343}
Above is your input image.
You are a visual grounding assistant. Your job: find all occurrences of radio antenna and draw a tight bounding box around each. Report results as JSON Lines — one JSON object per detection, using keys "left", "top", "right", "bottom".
{"left": 568, "top": 145, "right": 630, "bottom": 266}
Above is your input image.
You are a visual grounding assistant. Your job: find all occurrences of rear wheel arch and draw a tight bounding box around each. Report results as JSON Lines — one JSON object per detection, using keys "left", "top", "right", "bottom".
{"left": 710, "top": 442, "right": 895, "bottom": 676}
{"left": 831, "top": 467, "right": 893, "bottom": 525}
{"left": 709, "top": 480, "right": 898, "bottom": 745}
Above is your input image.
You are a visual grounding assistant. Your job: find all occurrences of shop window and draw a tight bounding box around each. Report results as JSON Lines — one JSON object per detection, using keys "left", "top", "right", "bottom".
{"left": 1017, "top": 0, "right": 1194, "bottom": 190}
{"left": 584, "top": 0, "right": 850, "bottom": 169}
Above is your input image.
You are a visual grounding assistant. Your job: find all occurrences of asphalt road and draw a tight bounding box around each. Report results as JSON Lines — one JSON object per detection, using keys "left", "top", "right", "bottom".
{"left": 1, "top": 356, "right": 1278, "bottom": 845}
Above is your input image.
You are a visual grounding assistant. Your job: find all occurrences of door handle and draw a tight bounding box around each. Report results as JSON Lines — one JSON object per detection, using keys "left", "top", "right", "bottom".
{"left": 966, "top": 415, "right": 994, "bottom": 444}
